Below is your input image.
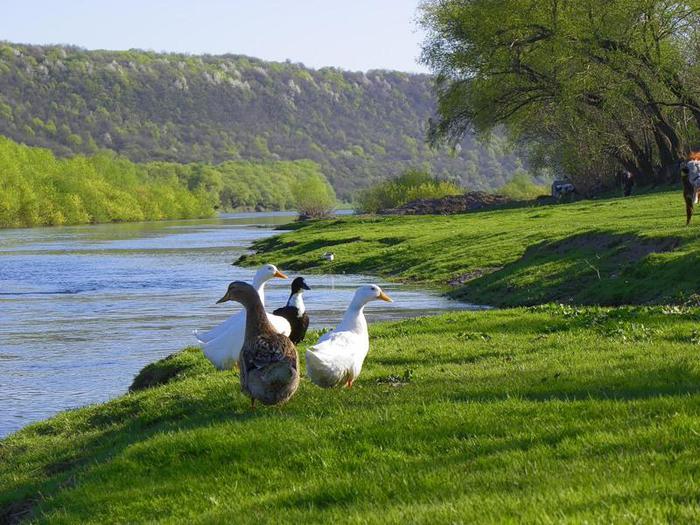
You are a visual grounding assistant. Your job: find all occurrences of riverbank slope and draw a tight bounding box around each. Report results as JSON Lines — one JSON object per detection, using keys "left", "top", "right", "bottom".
{"left": 3, "top": 306, "right": 700, "bottom": 523}
{"left": 240, "top": 188, "right": 700, "bottom": 306}
{"left": 4, "top": 189, "right": 700, "bottom": 522}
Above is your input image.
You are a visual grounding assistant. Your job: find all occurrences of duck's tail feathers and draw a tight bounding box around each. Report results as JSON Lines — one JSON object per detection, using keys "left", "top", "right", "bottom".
{"left": 305, "top": 350, "right": 340, "bottom": 388}
{"left": 261, "top": 361, "right": 296, "bottom": 386}
{"left": 192, "top": 329, "right": 207, "bottom": 344}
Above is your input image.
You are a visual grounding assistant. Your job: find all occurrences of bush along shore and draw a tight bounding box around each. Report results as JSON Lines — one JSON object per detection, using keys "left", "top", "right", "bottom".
{"left": 0, "top": 136, "right": 336, "bottom": 228}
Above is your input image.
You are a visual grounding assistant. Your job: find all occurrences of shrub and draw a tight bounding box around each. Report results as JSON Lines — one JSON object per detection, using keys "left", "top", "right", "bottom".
{"left": 496, "top": 170, "right": 550, "bottom": 201}
{"left": 354, "top": 169, "right": 462, "bottom": 213}
{"left": 0, "top": 136, "right": 337, "bottom": 227}
{"left": 0, "top": 136, "right": 215, "bottom": 228}
{"left": 292, "top": 172, "right": 337, "bottom": 218}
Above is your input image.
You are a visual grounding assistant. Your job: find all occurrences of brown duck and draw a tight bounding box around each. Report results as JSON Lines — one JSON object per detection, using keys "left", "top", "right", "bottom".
{"left": 217, "top": 281, "right": 299, "bottom": 408}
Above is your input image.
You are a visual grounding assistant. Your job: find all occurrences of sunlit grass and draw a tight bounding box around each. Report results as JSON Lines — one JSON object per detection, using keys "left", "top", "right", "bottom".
{"left": 242, "top": 188, "right": 700, "bottom": 306}
{"left": 2, "top": 306, "right": 700, "bottom": 523}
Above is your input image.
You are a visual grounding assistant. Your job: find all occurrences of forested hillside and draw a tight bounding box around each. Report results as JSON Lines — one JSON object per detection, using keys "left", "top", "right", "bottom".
{"left": 0, "top": 42, "right": 524, "bottom": 198}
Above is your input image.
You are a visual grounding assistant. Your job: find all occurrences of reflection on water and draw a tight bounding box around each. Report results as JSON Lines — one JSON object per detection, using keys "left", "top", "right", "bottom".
{"left": 0, "top": 212, "right": 478, "bottom": 438}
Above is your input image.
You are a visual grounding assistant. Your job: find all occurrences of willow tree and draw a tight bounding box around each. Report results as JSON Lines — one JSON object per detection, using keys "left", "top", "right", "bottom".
{"left": 420, "top": 0, "right": 700, "bottom": 191}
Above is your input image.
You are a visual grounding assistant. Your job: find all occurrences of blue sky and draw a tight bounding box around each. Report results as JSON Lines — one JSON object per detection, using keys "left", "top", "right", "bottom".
{"left": 1, "top": 0, "right": 428, "bottom": 73}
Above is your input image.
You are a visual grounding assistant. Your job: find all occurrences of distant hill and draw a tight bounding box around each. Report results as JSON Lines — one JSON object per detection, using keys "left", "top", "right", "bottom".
{"left": 0, "top": 42, "right": 525, "bottom": 198}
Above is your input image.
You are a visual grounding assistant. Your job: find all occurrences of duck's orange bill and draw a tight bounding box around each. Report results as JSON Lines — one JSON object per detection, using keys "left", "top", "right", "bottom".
{"left": 379, "top": 291, "right": 393, "bottom": 302}
{"left": 274, "top": 270, "right": 289, "bottom": 279}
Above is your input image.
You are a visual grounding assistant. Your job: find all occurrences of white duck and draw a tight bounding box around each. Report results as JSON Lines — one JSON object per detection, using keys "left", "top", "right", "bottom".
{"left": 306, "top": 284, "right": 392, "bottom": 388}
{"left": 195, "top": 264, "right": 292, "bottom": 370}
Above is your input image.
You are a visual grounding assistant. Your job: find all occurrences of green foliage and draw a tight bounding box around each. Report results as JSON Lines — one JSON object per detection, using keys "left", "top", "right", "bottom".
{"left": 291, "top": 171, "right": 336, "bottom": 218}
{"left": 245, "top": 188, "right": 700, "bottom": 306}
{"left": 0, "top": 42, "right": 529, "bottom": 199}
{"left": 354, "top": 169, "right": 463, "bottom": 213}
{"left": 0, "top": 136, "right": 339, "bottom": 227}
{"left": 496, "top": 170, "right": 550, "bottom": 200}
{"left": 3, "top": 308, "right": 700, "bottom": 522}
{"left": 0, "top": 137, "right": 213, "bottom": 228}
{"left": 215, "top": 160, "right": 332, "bottom": 212}
{"left": 420, "top": 0, "right": 700, "bottom": 190}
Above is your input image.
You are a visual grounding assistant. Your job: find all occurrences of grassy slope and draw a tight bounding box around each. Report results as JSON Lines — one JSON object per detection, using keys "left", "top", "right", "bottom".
{"left": 241, "top": 189, "right": 700, "bottom": 306}
{"left": 3, "top": 307, "right": 700, "bottom": 523}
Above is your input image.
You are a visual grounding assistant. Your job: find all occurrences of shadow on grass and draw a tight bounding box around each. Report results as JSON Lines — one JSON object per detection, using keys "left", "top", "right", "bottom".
{"left": 374, "top": 351, "right": 506, "bottom": 367}
{"left": 450, "top": 231, "right": 684, "bottom": 306}
{"left": 444, "top": 362, "right": 700, "bottom": 403}
{"left": 4, "top": 333, "right": 700, "bottom": 522}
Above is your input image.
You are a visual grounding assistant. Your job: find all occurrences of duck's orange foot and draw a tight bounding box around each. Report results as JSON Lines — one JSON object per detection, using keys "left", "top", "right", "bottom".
{"left": 346, "top": 378, "right": 354, "bottom": 388}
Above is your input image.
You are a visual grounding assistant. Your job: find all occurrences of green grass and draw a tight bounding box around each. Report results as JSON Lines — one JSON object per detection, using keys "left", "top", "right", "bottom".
{"left": 3, "top": 307, "right": 700, "bottom": 523}
{"left": 5, "top": 188, "right": 700, "bottom": 523}
{"left": 240, "top": 188, "right": 700, "bottom": 306}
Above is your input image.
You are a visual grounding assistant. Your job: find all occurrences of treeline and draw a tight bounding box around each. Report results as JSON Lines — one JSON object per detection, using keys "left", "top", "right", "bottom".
{"left": 0, "top": 136, "right": 213, "bottom": 227}
{"left": 0, "top": 42, "right": 527, "bottom": 198}
{"left": 421, "top": 0, "right": 700, "bottom": 193}
{"left": 147, "top": 158, "right": 335, "bottom": 212}
{"left": 0, "top": 136, "right": 335, "bottom": 228}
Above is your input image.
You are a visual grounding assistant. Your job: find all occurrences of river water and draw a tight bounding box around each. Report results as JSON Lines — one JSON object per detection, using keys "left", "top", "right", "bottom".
{"left": 0, "top": 212, "right": 474, "bottom": 438}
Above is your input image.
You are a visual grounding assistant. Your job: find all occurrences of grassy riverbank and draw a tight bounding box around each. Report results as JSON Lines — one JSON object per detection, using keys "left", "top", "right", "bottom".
{"left": 241, "top": 188, "right": 700, "bottom": 306}
{"left": 4, "top": 189, "right": 700, "bottom": 523}
{"left": 2, "top": 306, "right": 700, "bottom": 523}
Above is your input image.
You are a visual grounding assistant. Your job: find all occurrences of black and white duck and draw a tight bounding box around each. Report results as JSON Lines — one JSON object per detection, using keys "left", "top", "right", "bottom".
{"left": 272, "top": 277, "right": 311, "bottom": 344}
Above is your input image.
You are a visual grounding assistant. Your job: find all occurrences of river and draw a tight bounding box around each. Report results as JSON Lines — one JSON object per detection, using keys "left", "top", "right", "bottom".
{"left": 0, "top": 212, "right": 476, "bottom": 438}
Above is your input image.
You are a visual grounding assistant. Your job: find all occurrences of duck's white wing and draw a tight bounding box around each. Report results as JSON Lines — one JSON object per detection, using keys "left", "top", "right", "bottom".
{"left": 194, "top": 310, "right": 243, "bottom": 344}
{"left": 199, "top": 311, "right": 290, "bottom": 371}
{"left": 200, "top": 313, "right": 246, "bottom": 370}
{"left": 316, "top": 329, "right": 336, "bottom": 344}
{"left": 305, "top": 331, "right": 360, "bottom": 388}
{"left": 268, "top": 313, "right": 292, "bottom": 337}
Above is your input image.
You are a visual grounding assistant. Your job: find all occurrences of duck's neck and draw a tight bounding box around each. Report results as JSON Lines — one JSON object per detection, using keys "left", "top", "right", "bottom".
{"left": 243, "top": 296, "right": 275, "bottom": 341}
{"left": 287, "top": 291, "right": 305, "bottom": 316}
{"left": 252, "top": 275, "right": 267, "bottom": 307}
{"left": 337, "top": 297, "right": 367, "bottom": 334}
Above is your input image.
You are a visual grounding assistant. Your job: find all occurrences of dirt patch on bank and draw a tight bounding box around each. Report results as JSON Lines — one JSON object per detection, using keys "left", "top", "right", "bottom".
{"left": 448, "top": 267, "right": 503, "bottom": 286}
{"left": 531, "top": 233, "right": 682, "bottom": 263}
{"left": 382, "top": 192, "right": 512, "bottom": 215}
